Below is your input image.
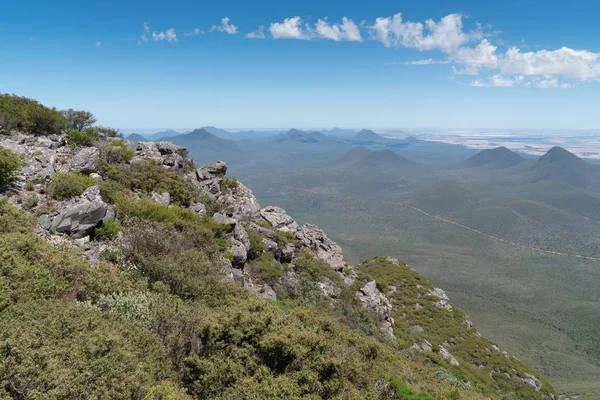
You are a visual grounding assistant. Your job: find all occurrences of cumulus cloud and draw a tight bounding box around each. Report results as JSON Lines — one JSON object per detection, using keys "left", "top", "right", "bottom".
{"left": 269, "top": 16, "right": 310, "bottom": 39}
{"left": 211, "top": 17, "right": 238, "bottom": 34}
{"left": 152, "top": 28, "right": 177, "bottom": 42}
{"left": 315, "top": 17, "right": 362, "bottom": 42}
{"left": 246, "top": 25, "right": 266, "bottom": 39}
{"left": 369, "top": 13, "right": 480, "bottom": 53}
{"left": 184, "top": 28, "right": 203, "bottom": 37}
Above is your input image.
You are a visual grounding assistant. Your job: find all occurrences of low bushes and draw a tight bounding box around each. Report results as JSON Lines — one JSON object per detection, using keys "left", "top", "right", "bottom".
{"left": 0, "top": 94, "right": 66, "bottom": 135}
{"left": 0, "top": 147, "right": 26, "bottom": 185}
{"left": 66, "top": 128, "right": 100, "bottom": 147}
{"left": 47, "top": 172, "right": 95, "bottom": 200}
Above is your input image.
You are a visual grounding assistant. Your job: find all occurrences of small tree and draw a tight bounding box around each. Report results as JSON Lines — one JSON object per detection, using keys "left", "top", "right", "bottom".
{"left": 62, "top": 108, "right": 97, "bottom": 132}
{"left": 0, "top": 147, "right": 26, "bottom": 185}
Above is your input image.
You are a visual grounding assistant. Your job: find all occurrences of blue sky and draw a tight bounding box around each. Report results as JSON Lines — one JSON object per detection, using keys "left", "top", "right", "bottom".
{"left": 1, "top": 0, "right": 600, "bottom": 130}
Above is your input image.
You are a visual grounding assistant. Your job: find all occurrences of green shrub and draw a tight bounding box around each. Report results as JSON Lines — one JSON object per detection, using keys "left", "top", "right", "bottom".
{"left": 66, "top": 127, "right": 100, "bottom": 147}
{"left": 94, "top": 217, "right": 123, "bottom": 241}
{"left": 251, "top": 252, "right": 282, "bottom": 283}
{"left": 388, "top": 378, "right": 436, "bottom": 400}
{"left": 0, "top": 94, "right": 66, "bottom": 135}
{"left": 0, "top": 300, "right": 171, "bottom": 398}
{"left": 101, "top": 140, "right": 135, "bottom": 164}
{"left": 23, "top": 181, "right": 35, "bottom": 191}
{"left": 0, "top": 147, "right": 26, "bottom": 185}
{"left": 114, "top": 196, "right": 198, "bottom": 225}
{"left": 61, "top": 108, "right": 96, "bottom": 131}
{"left": 98, "top": 160, "right": 199, "bottom": 206}
{"left": 96, "top": 125, "right": 122, "bottom": 138}
{"left": 48, "top": 172, "right": 95, "bottom": 200}
{"left": 219, "top": 177, "right": 239, "bottom": 190}
{"left": 247, "top": 229, "right": 266, "bottom": 260}
{"left": 24, "top": 194, "right": 39, "bottom": 209}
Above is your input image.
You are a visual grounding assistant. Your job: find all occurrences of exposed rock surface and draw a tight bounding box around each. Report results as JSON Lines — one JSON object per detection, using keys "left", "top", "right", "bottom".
{"left": 295, "top": 224, "right": 345, "bottom": 270}
{"left": 39, "top": 186, "right": 113, "bottom": 238}
{"left": 70, "top": 147, "right": 99, "bottom": 173}
{"left": 357, "top": 281, "right": 392, "bottom": 316}
{"left": 260, "top": 206, "right": 298, "bottom": 232}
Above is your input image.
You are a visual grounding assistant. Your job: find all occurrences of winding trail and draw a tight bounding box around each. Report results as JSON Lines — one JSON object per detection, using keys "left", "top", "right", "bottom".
{"left": 280, "top": 185, "right": 600, "bottom": 262}
{"left": 383, "top": 200, "right": 600, "bottom": 262}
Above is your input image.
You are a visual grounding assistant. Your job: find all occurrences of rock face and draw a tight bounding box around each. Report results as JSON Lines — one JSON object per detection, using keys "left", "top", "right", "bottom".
{"left": 217, "top": 184, "right": 261, "bottom": 222}
{"left": 357, "top": 281, "right": 392, "bottom": 316}
{"left": 196, "top": 161, "right": 227, "bottom": 179}
{"left": 439, "top": 346, "right": 460, "bottom": 366}
{"left": 260, "top": 206, "right": 298, "bottom": 232}
{"left": 151, "top": 191, "right": 170, "bottom": 206}
{"left": 428, "top": 287, "right": 453, "bottom": 312}
{"left": 39, "top": 186, "right": 113, "bottom": 238}
{"left": 130, "top": 141, "right": 185, "bottom": 170}
{"left": 70, "top": 147, "right": 99, "bottom": 173}
{"left": 295, "top": 224, "right": 345, "bottom": 270}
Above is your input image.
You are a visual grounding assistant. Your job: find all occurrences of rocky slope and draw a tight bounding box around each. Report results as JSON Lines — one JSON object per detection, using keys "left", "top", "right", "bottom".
{"left": 0, "top": 129, "right": 557, "bottom": 399}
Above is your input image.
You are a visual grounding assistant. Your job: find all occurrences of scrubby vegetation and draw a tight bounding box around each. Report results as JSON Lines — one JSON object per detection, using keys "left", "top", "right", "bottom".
{"left": 0, "top": 94, "right": 66, "bottom": 135}
{"left": 0, "top": 95, "right": 556, "bottom": 399}
{"left": 47, "top": 172, "right": 95, "bottom": 200}
{"left": 0, "top": 147, "right": 26, "bottom": 185}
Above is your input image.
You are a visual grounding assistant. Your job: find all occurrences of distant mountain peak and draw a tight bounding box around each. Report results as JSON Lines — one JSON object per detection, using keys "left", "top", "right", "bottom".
{"left": 462, "top": 146, "right": 525, "bottom": 169}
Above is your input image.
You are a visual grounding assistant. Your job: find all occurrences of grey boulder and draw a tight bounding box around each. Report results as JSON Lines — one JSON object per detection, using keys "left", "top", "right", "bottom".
{"left": 71, "top": 147, "right": 99, "bottom": 173}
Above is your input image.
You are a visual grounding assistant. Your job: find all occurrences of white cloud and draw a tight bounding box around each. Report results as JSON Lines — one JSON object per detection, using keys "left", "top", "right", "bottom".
{"left": 184, "top": 28, "right": 203, "bottom": 37}
{"left": 471, "top": 74, "right": 524, "bottom": 87}
{"left": 369, "top": 13, "right": 480, "bottom": 53}
{"left": 398, "top": 58, "right": 451, "bottom": 65}
{"left": 152, "top": 28, "right": 177, "bottom": 42}
{"left": 269, "top": 16, "right": 310, "bottom": 39}
{"left": 140, "top": 22, "right": 150, "bottom": 42}
{"left": 246, "top": 25, "right": 266, "bottom": 39}
{"left": 211, "top": 17, "right": 238, "bottom": 34}
{"left": 315, "top": 17, "right": 362, "bottom": 42}
{"left": 95, "top": 41, "right": 101, "bottom": 48}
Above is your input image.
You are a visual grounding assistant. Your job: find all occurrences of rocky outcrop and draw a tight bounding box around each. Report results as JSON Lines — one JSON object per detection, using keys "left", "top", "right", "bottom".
{"left": 357, "top": 281, "right": 392, "bottom": 316}
{"left": 38, "top": 186, "right": 113, "bottom": 238}
{"left": 439, "top": 346, "right": 460, "bottom": 366}
{"left": 260, "top": 206, "right": 298, "bottom": 232}
{"left": 295, "top": 224, "right": 345, "bottom": 270}
{"left": 70, "top": 147, "right": 99, "bottom": 173}
{"left": 428, "top": 287, "right": 453, "bottom": 312}
{"left": 151, "top": 191, "right": 170, "bottom": 206}
{"left": 217, "top": 184, "right": 262, "bottom": 222}
{"left": 130, "top": 141, "right": 185, "bottom": 170}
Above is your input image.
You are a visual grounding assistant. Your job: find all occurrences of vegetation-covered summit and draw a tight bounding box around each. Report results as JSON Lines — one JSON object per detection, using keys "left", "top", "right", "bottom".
{"left": 0, "top": 95, "right": 556, "bottom": 399}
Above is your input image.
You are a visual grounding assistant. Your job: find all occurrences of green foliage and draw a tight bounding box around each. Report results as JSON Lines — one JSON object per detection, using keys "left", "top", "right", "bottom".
{"left": 250, "top": 252, "right": 282, "bottom": 284}
{"left": 0, "top": 203, "right": 131, "bottom": 310}
{"left": 0, "top": 300, "right": 171, "bottom": 399}
{"left": 389, "top": 378, "right": 435, "bottom": 400}
{"left": 94, "top": 217, "right": 123, "bottom": 241}
{"left": 23, "top": 181, "right": 35, "bottom": 191}
{"left": 143, "top": 382, "right": 191, "bottom": 400}
{"left": 219, "top": 177, "right": 239, "bottom": 190}
{"left": 0, "top": 93, "right": 66, "bottom": 135}
{"left": 100, "top": 139, "right": 135, "bottom": 164}
{"left": 48, "top": 172, "right": 95, "bottom": 200}
{"left": 247, "top": 228, "right": 266, "bottom": 260}
{"left": 23, "top": 193, "right": 39, "bottom": 209}
{"left": 98, "top": 160, "right": 199, "bottom": 206}
{"left": 96, "top": 125, "right": 122, "bottom": 138}
{"left": 66, "top": 127, "right": 100, "bottom": 147}
{"left": 115, "top": 196, "right": 198, "bottom": 225}
{"left": 61, "top": 108, "right": 97, "bottom": 131}
{"left": 0, "top": 147, "right": 26, "bottom": 185}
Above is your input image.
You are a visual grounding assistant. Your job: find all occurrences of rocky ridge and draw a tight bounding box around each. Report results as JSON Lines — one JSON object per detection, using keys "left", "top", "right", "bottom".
{"left": 0, "top": 131, "right": 556, "bottom": 399}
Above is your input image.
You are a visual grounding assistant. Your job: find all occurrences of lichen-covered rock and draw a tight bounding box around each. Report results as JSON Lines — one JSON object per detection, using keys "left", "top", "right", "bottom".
{"left": 40, "top": 186, "right": 113, "bottom": 238}
{"left": 189, "top": 202, "right": 206, "bottom": 216}
{"left": 196, "top": 161, "right": 228, "bottom": 180}
{"left": 212, "top": 213, "right": 236, "bottom": 230}
{"left": 439, "top": 346, "right": 460, "bottom": 366}
{"left": 230, "top": 239, "right": 247, "bottom": 266}
{"left": 151, "top": 191, "right": 170, "bottom": 206}
{"left": 428, "top": 287, "right": 453, "bottom": 312}
{"left": 259, "top": 206, "right": 298, "bottom": 232}
{"left": 357, "top": 281, "right": 392, "bottom": 316}
{"left": 130, "top": 141, "right": 185, "bottom": 170}
{"left": 217, "top": 184, "right": 261, "bottom": 222}
{"left": 70, "top": 147, "right": 99, "bottom": 173}
{"left": 295, "top": 224, "right": 345, "bottom": 270}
